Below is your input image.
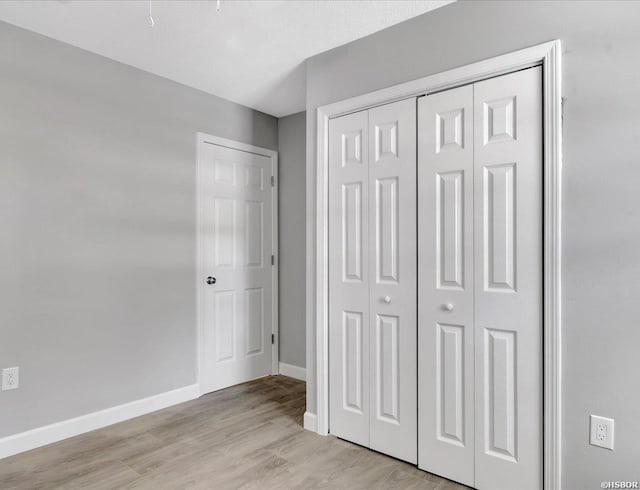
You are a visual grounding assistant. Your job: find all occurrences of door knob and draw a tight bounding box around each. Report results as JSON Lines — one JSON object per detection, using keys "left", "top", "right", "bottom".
{"left": 443, "top": 302, "right": 454, "bottom": 311}
{"left": 383, "top": 295, "right": 392, "bottom": 304}
{"left": 206, "top": 276, "right": 217, "bottom": 285}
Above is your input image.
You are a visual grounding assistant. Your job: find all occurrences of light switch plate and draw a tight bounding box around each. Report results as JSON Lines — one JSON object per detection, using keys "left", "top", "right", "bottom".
{"left": 2, "top": 367, "right": 19, "bottom": 391}
{"left": 590, "top": 414, "right": 614, "bottom": 450}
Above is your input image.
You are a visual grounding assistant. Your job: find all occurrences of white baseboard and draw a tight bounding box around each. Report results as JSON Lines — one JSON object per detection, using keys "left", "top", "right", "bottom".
{"left": 278, "top": 362, "right": 306, "bottom": 382}
{"left": 303, "top": 411, "right": 317, "bottom": 432}
{"left": 0, "top": 384, "right": 199, "bottom": 460}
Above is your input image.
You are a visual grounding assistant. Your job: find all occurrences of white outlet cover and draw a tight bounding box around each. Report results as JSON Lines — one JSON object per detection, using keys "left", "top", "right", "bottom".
{"left": 2, "top": 367, "right": 19, "bottom": 391}
{"left": 590, "top": 414, "right": 614, "bottom": 450}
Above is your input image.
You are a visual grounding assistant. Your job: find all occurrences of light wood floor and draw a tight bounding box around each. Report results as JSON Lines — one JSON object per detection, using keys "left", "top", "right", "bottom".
{"left": 0, "top": 375, "right": 468, "bottom": 489}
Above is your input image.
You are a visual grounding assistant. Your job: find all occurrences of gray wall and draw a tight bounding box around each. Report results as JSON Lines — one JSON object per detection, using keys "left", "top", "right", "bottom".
{"left": 305, "top": 2, "right": 640, "bottom": 488}
{"left": 277, "top": 112, "right": 306, "bottom": 369}
{"left": 0, "top": 21, "right": 277, "bottom": 438}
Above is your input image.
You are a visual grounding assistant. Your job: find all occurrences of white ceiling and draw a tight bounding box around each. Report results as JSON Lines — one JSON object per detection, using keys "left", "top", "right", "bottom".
{"left": 0, "top": 0, "right": 453, "bottom": 117}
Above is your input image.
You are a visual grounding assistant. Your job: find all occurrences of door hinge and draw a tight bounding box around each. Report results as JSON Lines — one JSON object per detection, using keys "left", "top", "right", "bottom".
{"left": 271, "top": 333, "right": 275, "bottom": 344}
{"left": 271, "top": 175, "right": 275, "bottom": 187}
{"left": 271, "top": 254, "right": 275, "bottom": 266}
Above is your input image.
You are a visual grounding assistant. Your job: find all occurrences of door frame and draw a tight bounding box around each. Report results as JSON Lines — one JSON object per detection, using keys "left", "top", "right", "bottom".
{"left": 196, "top": 132, "right": 279, "bottom": 395}
{"left": 312, "top": 41, "right": 562, "bottom": 489}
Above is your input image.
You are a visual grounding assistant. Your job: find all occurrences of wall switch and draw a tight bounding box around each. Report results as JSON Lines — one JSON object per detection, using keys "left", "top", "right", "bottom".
{"left": 590, "top": 414, "right": 614, "bottom": 450}
{"left": 2, "top": 367, "right": 19, "bottom": 391}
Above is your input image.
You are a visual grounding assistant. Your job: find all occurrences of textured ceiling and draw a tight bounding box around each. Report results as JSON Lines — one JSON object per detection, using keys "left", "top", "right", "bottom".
{"left": 0, "top": 0, "right": 454, "bottom": 116}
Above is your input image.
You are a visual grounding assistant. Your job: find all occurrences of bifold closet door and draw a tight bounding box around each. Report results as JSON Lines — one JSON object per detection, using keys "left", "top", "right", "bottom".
{"left": 418, "top": 66, "right": 542, "bottom": 490}
{"left": 417, "top": 85, "right": 475, "bottom": 487}
{"left": 329, "top": 99, "right": 417, "bottom": 464}
{"left": 368, "top": 100, "right": 417, "bottom": 464}
{"left": 473, "top": 67, "right": 542, "bottom": 490}
{"left": 329, "top": 110, "right": 370, "bottom": 447}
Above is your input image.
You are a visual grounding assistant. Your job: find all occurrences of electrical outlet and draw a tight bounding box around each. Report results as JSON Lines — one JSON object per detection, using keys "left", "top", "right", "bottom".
{"left": 2, "top": 367, "right": 19, "bottom": 391}
{"left": 590, "top": 414, "right": 614, "bottom": 450}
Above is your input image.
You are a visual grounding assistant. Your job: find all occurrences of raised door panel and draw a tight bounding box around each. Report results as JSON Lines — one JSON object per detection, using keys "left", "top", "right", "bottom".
{"left": 483, "top": 329, "right": 517, "bottom": 461}
{"left": 343, "top": 311, "right": 364, "bottom": 412}
{"left": 244, "top": 200, "right": 263, "bottom": 268}
{"left": 375, "top": 177, "right": 399, "bottom": 284}
{"left": 245, "top": 288, "right": 264, "bottom": 356}
{"left": 376, "top": 314, "right": 399, "bottom": 423}
{"left": 483, "top": 164, "right": 516, "bottom": 291}
{"left": 342, "top": 130, "right": 364, "bottom": 166}
{"left": 374, "top": 121, "right": 398, "bottom": 161}
{"left": 343, "top": 182, "right": 364, "bottom": 282}
{"left": 214, "top": 290, "right": 236, "bottom": 362}
{"left": 214, "top": 198, "right": 236, "bottom": 269}
{"left": 484, "top": 97, "right": 516, "bottom": 144}
{"left": 329, "top": 110, "right": 370, "bottom": 447}
{"left": 437, "top": 323, "right": 465, "bottom": 445}
{"left": 244, "top": 164, "right": 263, "bottom": 190}
{"left": 436, "top": 109, "right": 464, "bottom": 153}
{"left": 473, "top": 67, "right": 542, "bottom": 490}
{"left": 418, "top": 85, "right": 475, "bottom": 487}
{"left": 437, "top": 171, "right": 465, "bottom": 290}
{"left": 214, "top": 159, "right": 236, "bottom": 186}
{"left": 369, "top": 98, "right": 417, "bottom": 464}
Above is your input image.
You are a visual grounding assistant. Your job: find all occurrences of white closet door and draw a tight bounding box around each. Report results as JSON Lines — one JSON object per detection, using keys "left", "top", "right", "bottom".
{"left": 418, "top": 66, "right": 542, "bottom": 489}
{"left": 368, "top": 99, "right": 417, "bottom": 464}
{"left": 474, "top": 67, "right": 542, "bottom": 490}
{"left": 417, "top": 85, "right": 475, "bottom": 486}
{"left": 329, "top": 110, "right": 370, "bottom": 447}
{"left": 329, "top": 99, "right": 417, "bottom": 460}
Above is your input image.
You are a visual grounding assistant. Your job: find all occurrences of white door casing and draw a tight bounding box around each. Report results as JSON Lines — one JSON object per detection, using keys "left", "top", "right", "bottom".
{"left": 328, "top": 99, "right": 417, "bottom": 463}
{"left": 198, "top": 136, "right": 277, "bottom": 395}
{"left": 418, "top": 84, "right": 475, "bottom": 486}
{"left": 473, "top": 66, "right": 542, "bottom": 490}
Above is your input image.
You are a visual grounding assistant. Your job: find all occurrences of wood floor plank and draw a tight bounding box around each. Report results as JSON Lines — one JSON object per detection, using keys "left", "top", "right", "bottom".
{"left": 0, "top": 375, "right": 469, "bottom": 489}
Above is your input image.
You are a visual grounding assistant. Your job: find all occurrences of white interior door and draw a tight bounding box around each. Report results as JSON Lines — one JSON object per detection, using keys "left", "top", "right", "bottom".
{"left": 200, "top": 141, "right": 274, "bottom": 394}
{"left": 473, "top": 66, "right": 542, "bottom": 490}
{"left": 418, "top": 84, "right": 475, "bottom": 486}
{"left": 418, "top": 66, "right": 542, "bottom": 490}
{"left": 329, "top": 99, "right": 417, "bottom": 463}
